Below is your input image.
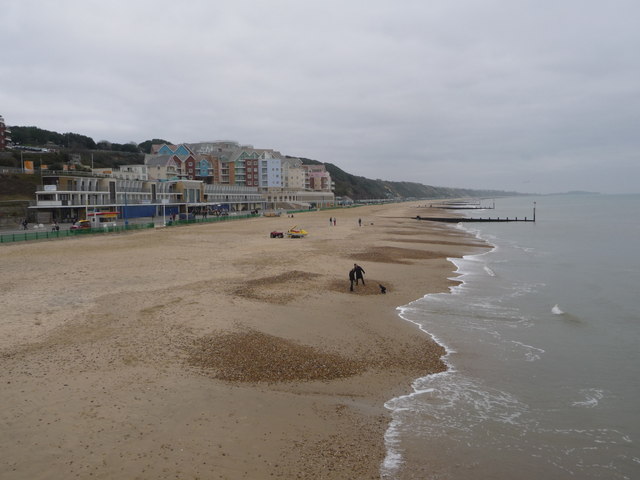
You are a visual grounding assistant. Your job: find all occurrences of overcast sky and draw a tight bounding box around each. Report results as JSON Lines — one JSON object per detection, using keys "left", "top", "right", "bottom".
{"left": 2, "top": 0, "right": 639, "bottom": 194}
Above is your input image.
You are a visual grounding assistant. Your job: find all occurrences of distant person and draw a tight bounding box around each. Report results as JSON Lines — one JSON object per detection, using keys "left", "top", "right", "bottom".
{"left": 353, "top": 264, "right": 365, "bottom": 285}
{"left": 333, "top": 218, "right": 336, "bottom": 226}
{"left": 329, "top": 217, "right": 333, "bottom": 226}
{"left": 349, "top": 268, "right": 356, "bottom": 292}
{"left": 358, "top": 218, "right": 362, "bottom": 227}
{"left": 22, "top": 219, "right": 28, "bottom": 230}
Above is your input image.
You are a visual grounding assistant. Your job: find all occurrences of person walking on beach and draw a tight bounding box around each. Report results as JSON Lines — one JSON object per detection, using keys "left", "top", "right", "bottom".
{"left": 349, "top": 267, "right": 356, "bottom": 291}
{"left": 329, "top": 217, "right": 333, "bottom": 226}
{"left": 333, "top": 218, "right": 336, "bottom": 226}
{"left": 353, "top": 264, "right": 365, "bottom": 285}
{"left": 358, "top": 218, "right": 362, "bottom": 227}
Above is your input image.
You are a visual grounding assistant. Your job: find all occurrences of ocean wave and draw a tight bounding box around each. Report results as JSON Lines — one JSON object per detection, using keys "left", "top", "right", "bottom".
{"left": 571, "top": 388, "right": 605, "bottom": 408}
{"left": 509, "top": 281, "right": 545, "bottom": 298}
{"left": 396, "top": 304, "right": 457, "bottom": 357}
{"left": 381, "top": 425, "right": 404, "bottom": 477}
{"left": 382, "top": 370, "right": 530, "bottom": 478}
{"left": 386, "top": 371, "right": 530, "bottom": 434}
{"left": 511, "top": 341, "right": 545, "bottom": 361}
{"left": 384, "top": 300, "right": 462, "bottom": 477}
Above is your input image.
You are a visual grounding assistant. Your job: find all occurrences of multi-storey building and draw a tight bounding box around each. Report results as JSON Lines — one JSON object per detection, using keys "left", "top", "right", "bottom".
{"left": 30, "top": 171, "right": 265, "bottom": 224}
{"left": 281, "top": 157, "right": 306, "bottom": 190}
{"left": 147, "top": 144, "right": 218, "bottom": 183}
{"left": 256, "top": 150, "right": 283, "bottom": 189}
{"left": 143, "top": 140, "right": 334, "bottom": 209}
{"left": 303, "top": 164, "right": 334, "bottom": 192}
{"left": 245, "top": 156, "right": 259, "bottom": 187}
{"left": 219, "top": 159, "right": 234, "bottom": 185}
{"left": 144, "top": 155, "right": 180, "bottom": 180}
{"left": 232, "top": 154, "right": 247, "bottom": 185}
{"left": 189, "top": 141, "right": 247, "bottom": 186}
{"left": 0, "top": 115, "right": 11, "bottom": 151}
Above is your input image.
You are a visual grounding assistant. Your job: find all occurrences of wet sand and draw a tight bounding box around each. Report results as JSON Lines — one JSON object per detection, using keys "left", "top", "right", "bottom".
{"left": 0, "top": 202, "right": 487, "bottom": 479}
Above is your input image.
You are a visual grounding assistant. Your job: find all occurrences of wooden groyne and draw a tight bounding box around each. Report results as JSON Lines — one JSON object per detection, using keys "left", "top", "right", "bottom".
{"left": 417, "top": 201, "right": 537, "bottom": 223}
{"left": 428, "top": 207, "right": 492, "bottom": 210}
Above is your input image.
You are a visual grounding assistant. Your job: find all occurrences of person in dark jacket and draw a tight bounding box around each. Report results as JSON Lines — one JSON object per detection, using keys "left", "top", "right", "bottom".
{"left": 349, "top": 268, "right": 356, "bottom": 291}
{"left": 353, "top": 264, "right": 365, "bottom": 285}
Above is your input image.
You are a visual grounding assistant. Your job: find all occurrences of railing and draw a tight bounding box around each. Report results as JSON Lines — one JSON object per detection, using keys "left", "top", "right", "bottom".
{"left": 0, "top": 223, "right": 155, "bottom": 243}
{"left": 0, "top": 213, "right": 259, "bottom": 243}
{"left": 0, "top": 207, "right": 363, "bottom": 244}
{"left": 0, "top": 167, "right": 25, "bottom": 174}
{"left": 42, "top": 170, "right": 114, "bottom": 178}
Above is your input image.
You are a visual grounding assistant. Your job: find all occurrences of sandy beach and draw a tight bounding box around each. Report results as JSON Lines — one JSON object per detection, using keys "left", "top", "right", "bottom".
{"left": 0, "top": 202, "right": 487, "bottom": 479}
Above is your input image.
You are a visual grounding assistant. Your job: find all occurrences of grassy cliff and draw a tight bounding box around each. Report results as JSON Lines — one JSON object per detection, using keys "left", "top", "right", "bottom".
{"left": 299, "top": 158, "right": 520, "bottom": 200}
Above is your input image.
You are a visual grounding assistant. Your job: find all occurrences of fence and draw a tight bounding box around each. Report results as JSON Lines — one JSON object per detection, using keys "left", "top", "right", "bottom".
{"left": 0, "top": 222, "right": 155, "bottom": 243}
{"left": 0, "top": 213, "right": 258, "bottom": 244}
{"left": 0, "top": 208, "right": 364, "bottom": 244}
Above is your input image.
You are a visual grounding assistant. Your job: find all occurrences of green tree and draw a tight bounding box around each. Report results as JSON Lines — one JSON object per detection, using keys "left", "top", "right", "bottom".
{"left": 64, "top": 132, "right": 97, "bottom": 149}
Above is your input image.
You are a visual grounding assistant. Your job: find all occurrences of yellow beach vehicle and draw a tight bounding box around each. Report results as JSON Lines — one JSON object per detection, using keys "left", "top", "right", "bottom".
{"left": 286, "top": 225, "right": 308, "bottom": 238}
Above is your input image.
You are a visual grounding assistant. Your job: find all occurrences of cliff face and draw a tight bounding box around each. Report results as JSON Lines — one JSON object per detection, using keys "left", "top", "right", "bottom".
{"left": 0, "top": 173, "right": 40, "bottom": 201}
{"left": 0, "top": 173, "right": 39, "bottom": 225}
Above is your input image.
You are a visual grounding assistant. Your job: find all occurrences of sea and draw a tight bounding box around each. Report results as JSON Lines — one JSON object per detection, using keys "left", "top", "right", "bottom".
{"left": 382, "top": 194, "right": 640, "bottom": 480}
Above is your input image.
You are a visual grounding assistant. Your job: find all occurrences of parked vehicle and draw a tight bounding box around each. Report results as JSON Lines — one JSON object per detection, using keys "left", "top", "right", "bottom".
{"left": 70, "top": 220, "right": 91, "bottom": 230}
{"left": 286, "top": 226, "right": 308, "bottom": 238}
{"left": 270, "top": 231, "right": 284, "bottom": 238}
{"left": 88, "top": 211, "right": 118, "bottom": 228}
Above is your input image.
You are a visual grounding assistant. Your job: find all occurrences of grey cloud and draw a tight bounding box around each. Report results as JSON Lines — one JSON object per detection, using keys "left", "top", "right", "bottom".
{"left": 1, "top": 0, "right": 639, "bottom": 193}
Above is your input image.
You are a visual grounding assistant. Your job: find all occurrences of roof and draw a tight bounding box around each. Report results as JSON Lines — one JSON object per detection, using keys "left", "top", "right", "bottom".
{"left": 144, "top": 154, "right": 177, "bottom": 167}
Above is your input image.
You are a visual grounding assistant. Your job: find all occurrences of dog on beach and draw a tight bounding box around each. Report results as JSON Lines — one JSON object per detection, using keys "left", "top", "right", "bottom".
{"left": 379, "top": 284, "right": 387, "bottom": 294}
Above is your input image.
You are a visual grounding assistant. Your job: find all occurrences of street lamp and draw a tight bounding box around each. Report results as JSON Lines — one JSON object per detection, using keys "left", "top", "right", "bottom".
{"left": 124, "top": 192, "right": 128, "bottom": 227}
{"left": 162, "top": 198, "right": 168, "bottom": 226}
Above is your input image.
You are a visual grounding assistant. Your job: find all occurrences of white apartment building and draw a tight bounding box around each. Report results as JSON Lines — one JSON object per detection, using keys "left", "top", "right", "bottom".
{"left": 281, "top": 157, "right": 306, "bottom": 190}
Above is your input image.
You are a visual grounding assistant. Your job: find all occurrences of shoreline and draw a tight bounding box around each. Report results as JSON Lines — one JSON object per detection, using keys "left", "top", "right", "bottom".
{"left": 0, "top": 202, "right": 488, "bottom": 479}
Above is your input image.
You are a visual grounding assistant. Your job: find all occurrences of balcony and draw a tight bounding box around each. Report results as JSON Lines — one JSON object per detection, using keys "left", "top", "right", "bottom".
{"left": 43, "top": 170, "right": 113, "bottom": 179}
